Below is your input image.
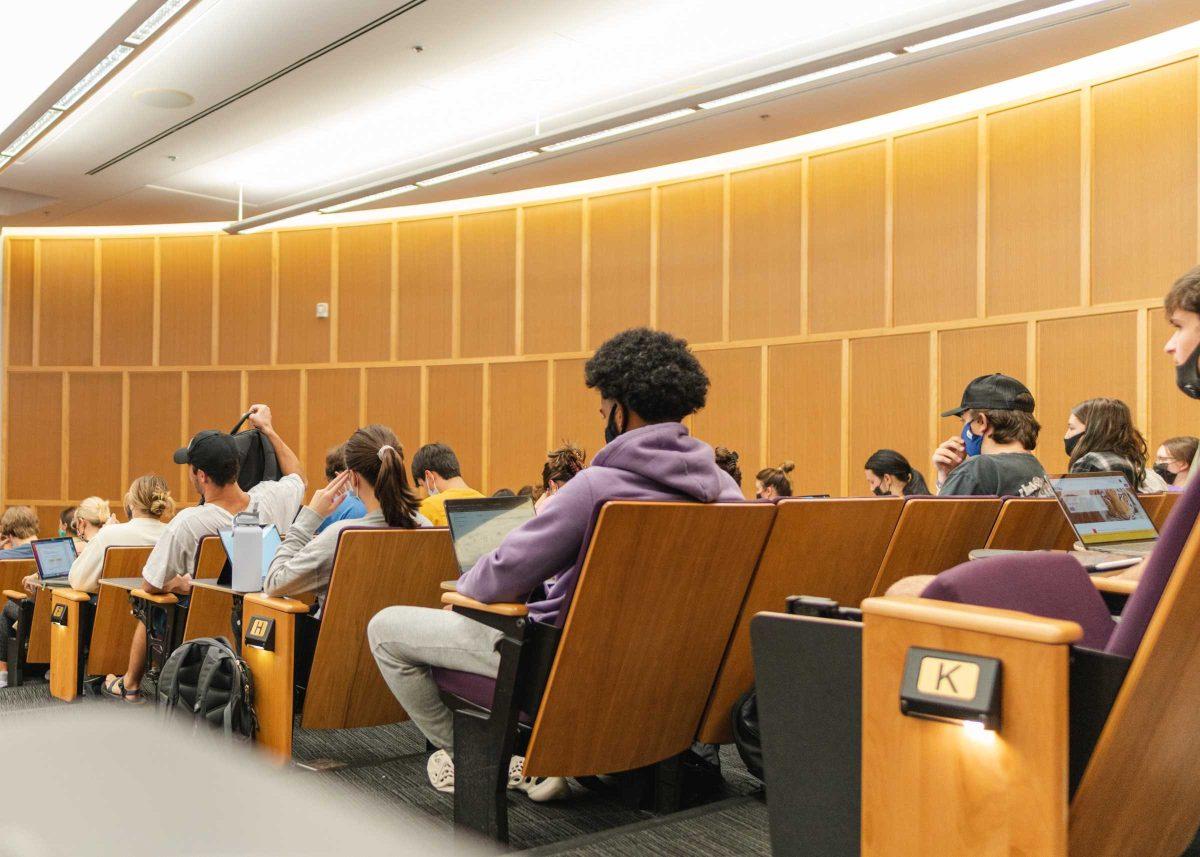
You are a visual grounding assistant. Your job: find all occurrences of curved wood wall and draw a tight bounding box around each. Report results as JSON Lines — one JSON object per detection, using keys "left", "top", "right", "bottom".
{"left": 4, "top": 54, "right": 1199, "bottom": 527}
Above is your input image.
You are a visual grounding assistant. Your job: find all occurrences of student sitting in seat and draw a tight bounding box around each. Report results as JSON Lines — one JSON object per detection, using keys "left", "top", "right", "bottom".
{"left": 264, "top": 426, "right": 429, "bottom": 606}
{"left": 58, "top": 507, "right": 84, "bottom": 554}
{"left": 68, "top": 476, "right": 175, "bottom": 595}
{"left": 1154, "top": 435, "right": 1197, "bottom": 489}
{"left": 533, "top": 442, "right": 586, "bottom": 513}
{"left": 0, "top": 506, "right": 45, "bottom": 688}
{"left": 933, "top": 374, "right": 1053, "bottom": 498}
{"left": 315, "top": 444, "right": 367, "bottom": 534}
{"left": 755, "top": 462, "right": 794, "bottom": 499}
{"left": 1064, "top": 398, "right": 1167, "bottom": 492}
{"left": 714, "top": 446, "right": 742, "bottom": 486}
{"left": 865, "top": 449, "right": 930, "bottom": 496}
{"left": 72, "top": 497, "right": 113, "bottom": 544}
{"left": 411, "top": 443, "right": 483, "bottom": 526}
{"left": 102, "top": 404, "right": 305, "bottom": 704}
{"left": 369, "top": 327, "right": 743, "bottom": 799}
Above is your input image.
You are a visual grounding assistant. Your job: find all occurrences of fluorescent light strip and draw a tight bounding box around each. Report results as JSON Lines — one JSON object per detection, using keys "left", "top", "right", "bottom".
{"left": 698, "top": 53, "right": 897, "bottom": 110}
{"left": 53, "top": 44, "right": 133, "bottom": 110}
{"left": 416, "top": 151, "right": 540, "bottom": 187}
{"left": 319, "top": 184, "right": 419, "bottom": 214}
{"left": 906, "top": 0, "right": 1109, "bottom": 52}
{"left": 125, "top": 0, "right": 190, "bottom": 45}
{"left": 2, "top": 109, "right": 63, "bottom": 157}
{"left": 0, "top": 155, "right": 10, "bottom": 170}
{"left": 541, "top": 109, "right": 697, "bottom": 152}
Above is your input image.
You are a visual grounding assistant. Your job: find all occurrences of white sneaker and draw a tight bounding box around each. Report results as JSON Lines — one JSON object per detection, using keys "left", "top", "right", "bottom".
{"left": 427, "top": 749, "right": 455, "bottom": 794}
{"left": 508, "top": 756, "right": 571, "bottom": 802}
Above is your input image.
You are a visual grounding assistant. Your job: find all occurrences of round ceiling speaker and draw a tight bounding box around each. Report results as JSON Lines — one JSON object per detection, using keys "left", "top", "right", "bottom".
{"left": 133, "top": 88, "right": 195, "bottom": 109}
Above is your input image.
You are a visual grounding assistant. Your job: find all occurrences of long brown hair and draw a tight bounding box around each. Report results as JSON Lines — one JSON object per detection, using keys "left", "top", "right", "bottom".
{"left": 1070, "top": 398, "right": 1148, "bottom": 485}
{"left": 343, "top": 425, "right": 419, "bottom": 528}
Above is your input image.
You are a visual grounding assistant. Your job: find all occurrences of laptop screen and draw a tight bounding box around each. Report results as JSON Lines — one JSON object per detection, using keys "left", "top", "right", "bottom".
{"left": 1049, "top": 472, "right": 1158, "bottom": 546}
{"left": 444, "top": 496, "right": 536, "bottom": 575}
{"left": 31, "top": 537, "right": 77, "bottom": 580}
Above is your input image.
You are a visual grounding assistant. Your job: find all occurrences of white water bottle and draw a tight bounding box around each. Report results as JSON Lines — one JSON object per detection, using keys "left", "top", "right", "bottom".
{"left": 231, "top": 511, "right": 264, "bottom": 593}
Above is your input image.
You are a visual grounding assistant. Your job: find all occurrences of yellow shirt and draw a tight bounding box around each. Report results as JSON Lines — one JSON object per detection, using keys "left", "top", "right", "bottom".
{"left": 418, "top": 486, "right": 484, "bottom": 527}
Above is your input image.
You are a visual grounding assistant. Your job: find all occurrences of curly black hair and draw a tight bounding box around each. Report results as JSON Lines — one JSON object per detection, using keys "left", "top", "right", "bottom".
{"left": 584, "top": 328, "right": 709, "bottom": 423}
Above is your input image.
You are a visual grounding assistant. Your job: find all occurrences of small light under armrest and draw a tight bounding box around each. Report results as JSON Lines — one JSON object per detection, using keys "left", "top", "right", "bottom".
{"left": 441, "top": 591, "right": 528, "bottom": 617}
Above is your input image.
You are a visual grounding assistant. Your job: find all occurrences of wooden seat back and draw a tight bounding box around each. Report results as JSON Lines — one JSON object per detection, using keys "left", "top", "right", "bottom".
{"left": 1139, "top": 493, "right": 1166, "bottom": 527}
{"left": 984, "top": 498, "right": 1074, "bottom": 552}
{"left": 1068, "top": 494, "right": 1200, "bottom": 856}
{"left": 869, "top": 498, "right": 1003, "bottom": 596}
{"left": 1150, "top": 492, "right": 1180, "bottom": 529}
{"left": 98, "top": 545, "right": 155, "bottom": 581}
{"left": 523, "top": 502, "right": 775, "bottom": 778}
{"left": 301, "top": 527, "right": 458, "bottom": 730}
{"left": 194, "top": 535, "right": 226, "bottom": 580}
{"left": 697, "top": 497, "right": 903, "bottom": 744}
{"left": 77, "top": 546, "right": 155, "bottom": 679}
{"left": 0, "top": 559, "right": 35, "bottom": 595}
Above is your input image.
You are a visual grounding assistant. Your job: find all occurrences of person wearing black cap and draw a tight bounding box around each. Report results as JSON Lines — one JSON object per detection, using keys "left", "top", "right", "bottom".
{"left": 101, "top": 403, "right": 305, "bottom": 703}
{"left": 933, "top": 374, "right": 1053, "bottom": 498}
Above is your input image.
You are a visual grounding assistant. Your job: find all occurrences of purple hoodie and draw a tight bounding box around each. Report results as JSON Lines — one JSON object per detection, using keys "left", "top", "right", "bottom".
{"left": 456, "top": 422, "right": 744, "bottom": 624}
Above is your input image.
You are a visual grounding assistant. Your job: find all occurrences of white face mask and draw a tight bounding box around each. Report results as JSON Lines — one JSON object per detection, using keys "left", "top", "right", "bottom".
{"left": 425, "top": 478, "right": 438, "bottom": 496}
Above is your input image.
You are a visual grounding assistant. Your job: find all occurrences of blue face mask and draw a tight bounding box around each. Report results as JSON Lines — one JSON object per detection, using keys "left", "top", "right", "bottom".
{"left": 961, "top": 422, "right": 984, "bottom": 457}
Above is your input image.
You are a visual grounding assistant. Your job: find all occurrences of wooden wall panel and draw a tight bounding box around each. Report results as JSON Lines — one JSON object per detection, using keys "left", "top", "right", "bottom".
{"left": 246, "top": 370, "right": 302, "bottom": 457}
{"left": 38, "top": 240, "right": 94, "bottom": 366}
{"left": 552, "top": 358, "right": 604, "bottom": 464}
{"left": 523, "top": 201, "right": 583, "bottom": 355}
{"left": 277, "top": 230, "right": 331, "bottom": 364}
{"left": 937, "top": 323, "right": 1028, "bottom": 442}
{"left": 364, "top": 367, "right": 422, "bottom": 457}
{"left": 7, "top": 239, "right": 34, "bottom": 366}
{"left": 987, "top": 93, "right": 1081, "bottom": 316}
{"left": 850, "top": 334, "right": 931, "bottom": 495}
{"left": 729, "top": 162, "right": 803, "bottom": 341}
{"left": 692, "top": 348, "right": 761, "bottom": 495}
{"left": 99, "top": 238, "right": 154, "bottom": 366}
{"left": 8, "top": 373, "right": 63, "bottom": 499}
{"left": 588, "top": 190, "right": 651, "bottom": 347}
{"left": 184, "top": 371, "right": 242, "bottom": 502}
{"left": 35, "top": 506, "right": 64, "bottom": 539}
{"left": 488, "top": 362, "right": 549, "bottom": 493}
{"left": 128, "top": 373, "right": 182, "bottom": 496}
{"left": 768, "top": 341, "right": 842, "bottom": 496}
{"left": 68, "top": 372, "right": 123, "bottom": 501}
{"left": 658, "top": 177, "right": 724, "bottom": 344}
{"left": 460, "top": 210, "right": 517, "bottom": 358}
{"left": 217, "top": 233, "right": 272, "bottom": 366}
{"left": 160, "top": 236, "right": 213, "bottom": 367}
{"left": 396, "top": 218, "right": 453, "bottom": 361}
{"left": 1148, "top": 312, "right": 1193, "bottom": 451}
{"left": 893, "top": 120, "right": 978, "bottom": 326}
{"left": 426, "top": 364, "right": 483, "bottom": 489}
{"left": 1091, "top": 60, "right": 1198, "bottom": 304}
{"left": 305, "top": 368, "right": 361, "bottom": 485}
{"left": 337, "top": 224, "right": 392, "bottom": 363}
{"left": 1036, "top": 312, "right": 1139, "bottom": 473}
{"left": 808, "top": 143, "right": 887, "bottom": 333}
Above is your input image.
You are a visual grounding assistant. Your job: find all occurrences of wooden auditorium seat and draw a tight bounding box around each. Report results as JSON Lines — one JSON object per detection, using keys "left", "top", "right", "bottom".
{"left": 869, "top": 497, "right": 1003, "bottom": 596}
{"left": 239, "top": 527, "right": 457, "bottom": 760}
{"left": 1150, "top": 491, "right": 1180, "bottom": 529}
{"left": 49, "top": 545, "right": 153, "bottom": 701}
{"left": 983, "top": 497, "right": 1074, "bottom": 551}
{"left": 0, "top": 559, "right": 38, "bottom": 685}
{"left": 435, "top": 501, "right": 775, "bottom": 843}
{"left": 696, "top": 497, "right": 903, "bottom": 745}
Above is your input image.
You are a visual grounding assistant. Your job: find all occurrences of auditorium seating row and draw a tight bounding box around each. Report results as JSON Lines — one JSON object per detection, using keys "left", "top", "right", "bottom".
{"left": 0, "top": 492, "right": 1179, "bottom": 844}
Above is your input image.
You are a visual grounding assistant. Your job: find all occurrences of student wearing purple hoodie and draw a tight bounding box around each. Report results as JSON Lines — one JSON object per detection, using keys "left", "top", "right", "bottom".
{"left": 369, "top": 328, "right": 742, "bottom": 799}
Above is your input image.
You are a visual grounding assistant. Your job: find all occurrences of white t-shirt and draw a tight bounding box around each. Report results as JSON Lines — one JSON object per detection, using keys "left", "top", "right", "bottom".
{"left": 141, "top": 474, "right": 306, "bottom": 589}
{"left": 67, "top": 517, "right": 168, "bottom": 594}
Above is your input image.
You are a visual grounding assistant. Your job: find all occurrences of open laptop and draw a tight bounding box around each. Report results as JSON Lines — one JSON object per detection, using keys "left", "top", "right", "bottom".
{"left": 444, "top": 496, "right": 536, "bottom": 575}
{"left": 30, "top": 537, "right": 78, "bottom": 587}
{"left": 1049, "top": 471, "right": 1159, "bottom": 558}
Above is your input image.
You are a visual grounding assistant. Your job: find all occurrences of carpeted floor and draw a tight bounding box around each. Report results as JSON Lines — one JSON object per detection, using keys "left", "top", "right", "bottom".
{"left": 2, "top": 679, "right": 770, "bottom": 854}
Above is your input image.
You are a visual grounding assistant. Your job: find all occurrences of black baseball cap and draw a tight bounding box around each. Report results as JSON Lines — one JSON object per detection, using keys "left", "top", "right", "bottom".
{"left": 173, "top": 430, "right": 239, "bottom": 476}
{"left": 941, "top": 374, "right": 1035, "bottom": 418}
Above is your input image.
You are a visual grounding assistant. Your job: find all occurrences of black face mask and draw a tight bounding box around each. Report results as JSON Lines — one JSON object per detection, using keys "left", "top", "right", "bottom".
{"left": 1064, "top": 432, "right": 1083, "bottom": 457}
{"left": 604, "top": 403, "right": 626, "bottom": 444}
{"left": 872, "top": 486, "right": 888, "bottom": 497}
{"left": 1176, "top": 340, "right": 1200, "bottom": 399}
{"left": 1154, "top": 463, "right": 1178, "bottom": 485}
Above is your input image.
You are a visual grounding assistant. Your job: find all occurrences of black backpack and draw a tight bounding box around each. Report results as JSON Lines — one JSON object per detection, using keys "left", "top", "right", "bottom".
{"left": 157, "top": 636, "right": 257, "bottom": 741}
{"left": 230, "top": 413, "right": 281, "bottom": 492}
{"left": 731, "top": 687, "right": 763, "bottom": 782}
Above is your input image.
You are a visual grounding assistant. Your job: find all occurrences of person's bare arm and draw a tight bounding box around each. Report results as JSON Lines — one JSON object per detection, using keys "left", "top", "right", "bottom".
{"left": 247, "top": 403, "right": 304, "bottom": 484}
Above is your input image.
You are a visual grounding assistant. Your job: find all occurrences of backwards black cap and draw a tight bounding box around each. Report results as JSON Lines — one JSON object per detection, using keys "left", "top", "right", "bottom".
{"left": 941, "top": 373, "right": 1035, "bottom": 418}
{"left": 173, "top": 429, "right": 240, "bottom": 479}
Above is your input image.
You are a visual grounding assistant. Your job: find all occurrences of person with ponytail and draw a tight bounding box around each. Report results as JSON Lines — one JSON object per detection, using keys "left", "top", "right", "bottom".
{"left": 755, "top": 462, "right": 795, "bottom": 500}
{"left": 264, "top": 425, "right": 430, "bottom": 606}
{"left": 67, "top": 476, "right": 174, "bottom": 594}
{"left": 864, "top": 450, "right": 931, "bottom": 496}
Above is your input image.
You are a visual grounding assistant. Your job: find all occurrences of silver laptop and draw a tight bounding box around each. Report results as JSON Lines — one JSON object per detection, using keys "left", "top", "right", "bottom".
{"left": 444, "top": 496, "right": 536, "bottom": 575}
{"left": 1049, "top": 471, "right": 1158, "bottom": 558}
{"left": 31, "top": 536, "right": 78, "bottom": 587}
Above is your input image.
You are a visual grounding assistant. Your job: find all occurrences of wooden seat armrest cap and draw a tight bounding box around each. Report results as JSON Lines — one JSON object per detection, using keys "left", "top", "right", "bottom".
{"left": 242, "top": 592, "right": 310, "bottom": 614}
{"left": 1092, "top": 576, "right": 1137, "bottom": 595}
{"left": 130, "top": 589, "right": 179, "bottom": 605}
{"left": 3, "top": 589, "right": 28, "bottom": 602}
{"left": 439, "top": 579, "right": 458, "bottom": 592}
{"left": 53, "top": 589, "right": 92, "bottom": 603}
{"left": 861, "top": 596, "right": 1083, "bottom": 644}
{"left": 441, "top": 591, "right": 528, "bottom": 617}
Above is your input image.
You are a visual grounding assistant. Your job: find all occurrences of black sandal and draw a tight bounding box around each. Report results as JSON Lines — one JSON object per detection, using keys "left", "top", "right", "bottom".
{"left": 101, "top": 675, "right": 144, "bottom": 704}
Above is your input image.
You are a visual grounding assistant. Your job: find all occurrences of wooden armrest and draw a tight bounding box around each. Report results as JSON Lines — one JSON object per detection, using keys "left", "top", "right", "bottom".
{"left": 130, "top": 588, "right": 179, "bottom": 605}
{"left": 3, "top": 589, "right": 28, "bottom": 602}
{"left": 242, "top": 593, "right": 310, "bottom": 614}
{"left": 52, "top": 589, "right": 92, "bottom": 604}
{"left": 439, "top": 579, "right": 458, "bottom": 592}
{"left": 441, "top": 591, "right": 527, "bottom": 617}
{"left": 189, "top": 579, "right": 234, "bottom": 594}
{"left": 1092, "top": 576, "right": 1137, "bottom": 595}
{"left": 861, "top": 596, "right": 1083, "bottom": 644}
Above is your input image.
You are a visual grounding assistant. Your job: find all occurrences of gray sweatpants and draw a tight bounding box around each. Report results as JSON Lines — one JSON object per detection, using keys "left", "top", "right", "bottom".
{"left": 368, "top": 605, "right": 503, "bottom": 752}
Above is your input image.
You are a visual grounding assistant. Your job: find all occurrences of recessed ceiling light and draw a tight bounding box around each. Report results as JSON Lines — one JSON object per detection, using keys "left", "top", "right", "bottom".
{"left": 2, "top": 109, "right": 63, "bottom": 158}
{"left": 124, "top": 0, "right": 191, "bottom": 46}
{"left": 134, "top": 88, "right": 195, "bottom": 109}
{"left": 905, "top": 0, "right": 1110, "bottom": 52}
{"left": 698, "top": 53, "right": 897, "bottom": 110}
{"left": 54, "top": 44, "right": 133, "bottom": 110}
{"left": 319, "top": 184, "right": 419, "bottom": 214}
{"left": 416, "top": 151, "right": 540, "bottom": 187}
{"left": 541, "top": 109, "right": 698, "bottom": 152}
